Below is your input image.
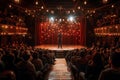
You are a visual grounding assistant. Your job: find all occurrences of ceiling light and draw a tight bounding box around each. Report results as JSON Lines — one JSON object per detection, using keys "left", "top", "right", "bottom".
{"left": 111, "top": 5, "right": 114, "bottom": 8}
{"left": 77, "top": 6, "right": 81, "bottom": 9}
{"left": 63, "top": 19, "right": 65, "bottom": 21}
{"left": 9, "top": 4, "right": 12, "bottom": 8}
{"left": 73, "top": 10, "right": 75, "bottom": 13}
{"left": 41, "top": 6, "right": 44, "bottom": 9}
{"left": 11, "top": 15, "right": 13, "bottom": 18}
{"left": 46, "top": 10, "right": 49, "bottom": 12}
{"left": 59, "top": 19, "right": 62, "bottom": 22}
{"left": 67, "top": 11, "right": 70, "bottom": 14}
{"left": 32, "top": 15, "right": 35, "bottom": 17}
{"left": 93, "top": 10, "right": 95, "bottom": 13}
{"left": 35, "top": 1, "right": 38, "bottom": 5}
{"left": 51, "top": 10, "right": 54, "bottom": 14}
{"left": 14, "top": 0, "right": 20, "bottom": 3}
{"left": 103, "top": 0, "right": 108, "bottom": 4}
{"left": 84, "top": 1, "right": 87, "bottom": 5}
{"left": 25, "top": 9, "right": 28, "bottom": 13}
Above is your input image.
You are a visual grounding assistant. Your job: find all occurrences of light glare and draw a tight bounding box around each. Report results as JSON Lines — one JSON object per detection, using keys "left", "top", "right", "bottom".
{"left": 68, "top": 16, "right": 75, "bottom": 22}
{"left": 49, "top": 17, "right": 54, "bottom": 22}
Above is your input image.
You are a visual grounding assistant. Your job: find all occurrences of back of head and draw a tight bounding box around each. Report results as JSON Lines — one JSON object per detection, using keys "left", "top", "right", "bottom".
{"left": 32, "top": 52, "right": 39, "bottom": 59}
{"left": 2, "top": 54, "right": 15, "bottom": 64}
{"left": 111, "top": 52, "right": 120, "bottom": 68}
{"left": 0, "top": 70, "right": 16, "bottom": 80}
{"left": 22, "top": 50, "right": 31, "bottom": 61}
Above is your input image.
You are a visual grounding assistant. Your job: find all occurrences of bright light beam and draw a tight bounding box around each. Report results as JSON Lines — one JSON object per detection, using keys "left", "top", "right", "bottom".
{"left": 49, "top": 17, "right": 54, "bottom": 22}
{"left": 68, "top": 16, "right": 75, "bottom": 22}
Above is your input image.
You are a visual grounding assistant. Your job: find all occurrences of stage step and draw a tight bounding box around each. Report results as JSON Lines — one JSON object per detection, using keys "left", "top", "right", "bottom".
{"left": 55, "top": 51, "right": 65, "bottom": 58}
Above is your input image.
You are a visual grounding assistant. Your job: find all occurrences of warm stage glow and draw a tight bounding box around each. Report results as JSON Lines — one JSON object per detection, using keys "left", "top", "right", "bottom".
{"left": 39, "top": 22, "right": 81, "bottom": 44}
{"left": 36, "top": 16, "right": 86, "bottom": 45}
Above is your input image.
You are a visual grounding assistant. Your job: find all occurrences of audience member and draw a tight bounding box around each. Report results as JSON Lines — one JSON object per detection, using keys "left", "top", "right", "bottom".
{"left": 16, "top": 50, "right": 36, "bottom": 80}
{"left": 98, "top": 52, "right": 120, "bottom": 80}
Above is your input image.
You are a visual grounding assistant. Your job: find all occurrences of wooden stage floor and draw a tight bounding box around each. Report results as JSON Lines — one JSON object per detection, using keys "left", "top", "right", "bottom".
{"left": 35, "top": 45, "right": 86, "bottom": 51}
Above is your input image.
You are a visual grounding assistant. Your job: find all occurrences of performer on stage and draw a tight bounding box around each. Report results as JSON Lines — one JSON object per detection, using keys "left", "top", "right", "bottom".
{"left": 58, "top": 32, "right": 62, "bottom": 48}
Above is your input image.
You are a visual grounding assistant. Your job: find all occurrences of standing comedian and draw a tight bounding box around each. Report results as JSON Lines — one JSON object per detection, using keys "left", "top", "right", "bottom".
{"left": 58, "top": 32, "right": 62, "bottom": 48}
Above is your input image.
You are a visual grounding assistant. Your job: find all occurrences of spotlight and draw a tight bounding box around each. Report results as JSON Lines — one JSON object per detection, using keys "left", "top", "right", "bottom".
{"left": 69, "top": 17, "right": 74, "bottom": 21}
{"left": 68, "top": 16, "right": 75, "bottom": 22}
{"left": 49, "top": 17, "right": 55, "bottom": 22}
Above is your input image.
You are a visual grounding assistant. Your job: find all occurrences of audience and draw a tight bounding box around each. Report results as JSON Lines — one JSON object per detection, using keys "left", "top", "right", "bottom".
{"left": 98, "top": 52, "right": 120, "bottom": 80}
{"left": 31, "top": 51, "right": 43, "bottom": 71}
{"left": 0, "top": 43, "right": 55, "bottom": 80}
{"left": 0, "top": 39, "right": 120, "bottom": 80}
{"left": 16, "top": 50, "right": 36, "bottom": 80}
{"left": 65, "top": 39, "right": 120, "bottom": 80}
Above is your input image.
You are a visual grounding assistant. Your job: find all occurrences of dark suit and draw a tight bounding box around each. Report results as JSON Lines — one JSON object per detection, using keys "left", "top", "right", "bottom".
{"left": 58, "top": 33, "right": 62, "bottom": 48}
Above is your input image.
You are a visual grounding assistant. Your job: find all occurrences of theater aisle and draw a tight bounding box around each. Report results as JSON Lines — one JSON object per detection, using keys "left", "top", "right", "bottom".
{"left": 47, "top": 58, "right": 72, "bottom": 80}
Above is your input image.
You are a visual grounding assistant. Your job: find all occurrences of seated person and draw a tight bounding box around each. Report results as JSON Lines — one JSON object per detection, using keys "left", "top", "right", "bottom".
{"left": 0, "top": 70, "right": 16, "bottom": 80}
{"left": 98, "top": 52, "right": 120, "bottom": 80}
{"left": 16, "top": 50, "right": 36, "bottom": 80}
{"left": 31, "top": 51, "right": 43, "bottom": 71}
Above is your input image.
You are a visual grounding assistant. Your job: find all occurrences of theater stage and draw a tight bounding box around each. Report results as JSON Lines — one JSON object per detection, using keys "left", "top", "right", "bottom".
{"left": 35, "top": 45, "right": 86, "bottom": 58}
{"left": 35, "top": 45, "right": 86, "bottom": 51}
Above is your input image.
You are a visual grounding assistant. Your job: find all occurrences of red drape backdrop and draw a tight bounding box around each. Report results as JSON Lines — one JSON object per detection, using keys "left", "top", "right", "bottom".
{"left": 35, "top": 16, "right": 86, "bottom": 46}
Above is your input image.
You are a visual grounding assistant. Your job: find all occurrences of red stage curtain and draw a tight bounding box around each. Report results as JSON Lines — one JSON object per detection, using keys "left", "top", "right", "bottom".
{"left": 35, "top": 16, "right": 86, "bottom": 46}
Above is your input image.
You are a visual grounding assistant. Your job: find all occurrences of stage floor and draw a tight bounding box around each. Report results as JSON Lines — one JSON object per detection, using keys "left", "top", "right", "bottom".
{"left": 35, "top": 45, "right": 86, "bottom": 51}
